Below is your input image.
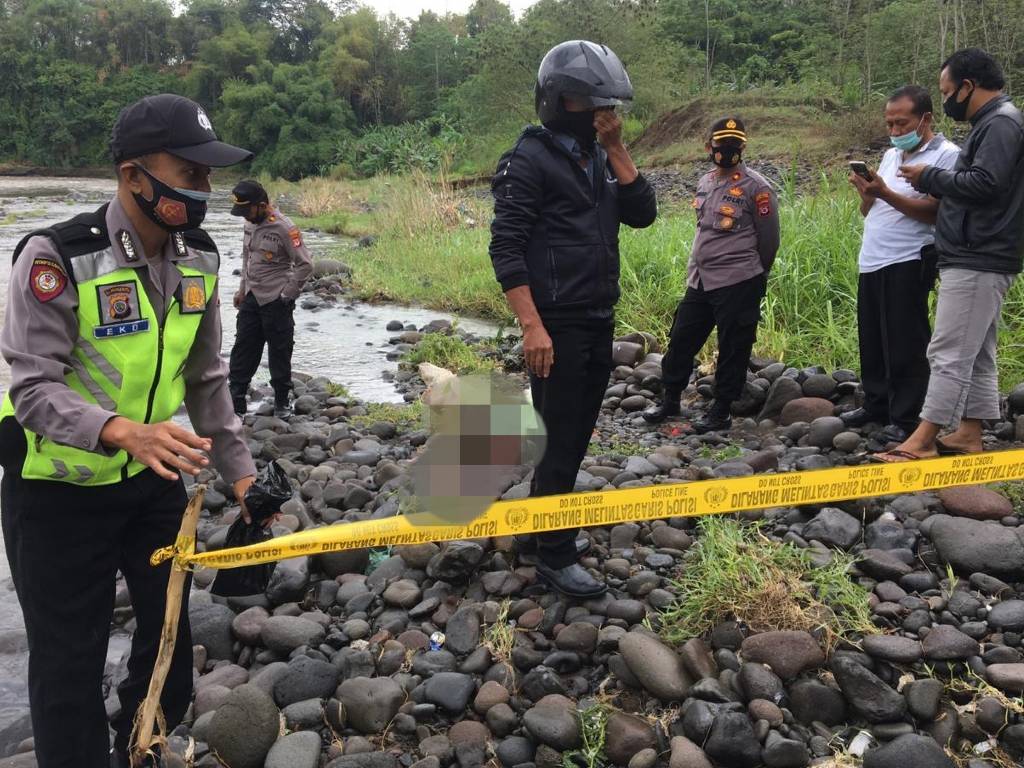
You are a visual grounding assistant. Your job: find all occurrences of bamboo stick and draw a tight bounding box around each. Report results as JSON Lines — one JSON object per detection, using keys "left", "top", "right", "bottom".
{"left": 130, "top": 484, "right": 205, "bottom": 767}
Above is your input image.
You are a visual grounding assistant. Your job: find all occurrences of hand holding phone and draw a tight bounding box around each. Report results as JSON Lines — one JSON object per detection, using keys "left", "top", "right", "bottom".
{"left": 849, "top": 161, "right": 873, "bottom": 181}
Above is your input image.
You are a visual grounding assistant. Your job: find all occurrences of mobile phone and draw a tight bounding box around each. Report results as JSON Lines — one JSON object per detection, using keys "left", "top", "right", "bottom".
{"left": 849, "top": 161, "right": 873, "bottom": 180}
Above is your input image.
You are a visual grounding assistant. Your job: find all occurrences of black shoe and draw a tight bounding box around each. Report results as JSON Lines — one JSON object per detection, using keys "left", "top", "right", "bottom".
{"left": 878, "top": 424, "right": 909, "bottom": 444}
{"left": 535, "top": 562, "right": 607, "bottom": 598}
{"left": 840, "top": 407, "right": 881, "bottom": 429}
{"left": 693, "top": 401, "right": 732, "bottom": 434}
{"left": 232, "top": 396, "right": 247, "bottom": 416}
{"left": 273, "top": 393, "right": 291, "bottom": 419}
{"left": 643, "top": 397, "right": 681, "bottom": 424}
{"left": 515, "top": 536, "right": 591, "bottom": 566}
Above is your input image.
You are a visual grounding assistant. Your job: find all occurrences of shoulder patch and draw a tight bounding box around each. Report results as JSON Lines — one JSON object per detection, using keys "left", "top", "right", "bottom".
{"left": 30, "top": 258, "right": 68, "bottom": 302}
{"left": 288, "top": 227, "right": 303, "bottom": 248}
{"left": 756, "top": 191, "right": 772, "bottom": 217}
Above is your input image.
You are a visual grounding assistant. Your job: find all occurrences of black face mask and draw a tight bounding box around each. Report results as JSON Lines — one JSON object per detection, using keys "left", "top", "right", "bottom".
{"left": 131, "top": 164, "right": 210, "bottom": 232}
{"left": 554, "top": 110, "right": 598, "bottom": 148}
{"left": 943, "top": 81, "right": 974, "bottom": 122}
{"left": 709, "top": 143, "right": 743, "bottom": 168}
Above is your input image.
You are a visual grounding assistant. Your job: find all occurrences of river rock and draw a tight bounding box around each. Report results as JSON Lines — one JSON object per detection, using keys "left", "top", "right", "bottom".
{"left": 926, "top": 515, "right": 1024, "bottom": 577}
{"left": 788, "top": 679, "right": 847, "bottom": 726}
{"left": 445, "top": 607, "right": 481, "bottom": 654}
{"left": 862, "top": 734, "right": 954, "bottom": 768}
{"left": 265, "top": 731, "right": 321, "bottom": 768}
{"left": 206, "top": 684, "right": 280, "bottom": 768}
{"left": 988, "top": 600, "right": 1024, "bottom": 631}
{"left": 831, "top": 655, "right": 907, "bottom": 723}
{"left": 190, "top": 602, "right": 235, "bottom": 661}
{"left": 807, "top": 417, "right": 845, "bottom": 449}
{"left": 669, "top": 736, "right": 712, "bottom": 768}
{"left": 703, "top": 712, "right": 761, "bottom": 767}
{"left": 762, "top": 730, "right": 809, "bottom": 768}
{"left": 261, "top": 616, "right": 326, "bottom": 654}
{"left": 427, "top": 541, "right": 485, "bottom": 580}
{"left": 758, "top": 377, "right": 804, "bottom": 421}
{"left": 986, "top": 663, "right": 1024, "bottom": 694}
{"left": 231, "top": 606, "right": 270, "bottom": 646}
{"left": 319, "top": 547, "right": 371, "bottom": 578}
{"left": 619, "top": 631, "right": 693, "bottom": 701}
{"left": 938, "top": 486, "right": 1013, "bottom": 521}
{"left": 921, "top": 624, "right": 980, "bottom": 660}
{"left": 779, "top": 398, "right": 833, "bottom": 426}
{"left": 326, "top": 753, "right": 398, "bottom": 768}
{"left": 522, "top": 694, "right": 580, "bottom": 750}
{"left": 802, "top": 507, "right": 861, "bottom": 550}
{"left": 740, "top": 631, "right": 824, "bottom": 679}
{"left": 424, "top": 672, "right": 476, "bottom": 712}
{"left": 862, "top": 635, "right": 922, "bottom": 664}
{"left": 266, "top": 556, "right": 310, "bottom": 604}
{"left": 605, "top": 712, "right": 656, "bottom": 766}
{"left": 337, "top": 677, "right": 404, "bottom": 733}
{"left": 556, "top": 622, "right": 599, "bottom": 653}
{"left": 274, "top": 655, "right": 339, "bottom": 707}
{"left": 903, "top": 678, "right": 943, "bottom": 721}
{"left": 613, "top": 341, "right": 644, "bottom": 366}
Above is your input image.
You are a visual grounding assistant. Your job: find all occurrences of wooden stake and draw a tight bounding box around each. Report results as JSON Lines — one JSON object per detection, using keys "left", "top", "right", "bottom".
{"left": 130, "top": 484, "right": 205, "bottom": 767}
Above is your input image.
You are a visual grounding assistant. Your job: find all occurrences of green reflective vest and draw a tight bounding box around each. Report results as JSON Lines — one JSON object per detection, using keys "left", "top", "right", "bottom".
{"left": 1, "top": 224, "right": 219, "bottom": 486}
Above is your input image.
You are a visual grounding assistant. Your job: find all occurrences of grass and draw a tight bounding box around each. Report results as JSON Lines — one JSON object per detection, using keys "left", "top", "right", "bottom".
{"left": 697, "top": 443, "right": 743, "bottom": 462}
{"left": 326, "top": 382, "right": 351, "bottom": 398}
{"left": 482, "top": 600, "right": 517, "bottom": 663}
{"left": 0, "top": 208, "right": 46, "bottom": 226}
{"left": 992, "top": 481, "right": 1024, "bottom": 515}
{"left": 660, "top": 517, "right": 875, "bottom": 650}
{"left": 587, "top": 436, "right": 646, "bottom": 457}
{"left": 562, "top": 702, "right": 609, "bottom": 768}
{"left": 347, "top": 401, "right": 425, "bottom": 431}
{"left": 402, "top": 332, "right": 495, "bottom": 376}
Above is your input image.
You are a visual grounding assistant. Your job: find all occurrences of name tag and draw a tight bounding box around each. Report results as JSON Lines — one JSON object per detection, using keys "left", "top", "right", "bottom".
{"left": 94, "top": 319, "right": 151, "bottom": 338}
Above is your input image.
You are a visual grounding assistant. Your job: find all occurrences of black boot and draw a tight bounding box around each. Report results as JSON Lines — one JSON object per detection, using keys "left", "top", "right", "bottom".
{"left": 535, "top": 562, "right": 607, "bottom": 598}
{"left": 643, "top": 391, "right": 682, "bottom": 424}
{"left": 840, "top": 407, "right": 882, "bottom": 429}
{"left": 274, "top": 391, "right": 291, "bottom": 419}
{"left": 514, "top": 535, "right": 591, "bottom": 566}
{"left": 232, "top": 395, "right": 247, "bottom": 416}
{"left": 694, "top": 400, "right": 732, "bottom": 434}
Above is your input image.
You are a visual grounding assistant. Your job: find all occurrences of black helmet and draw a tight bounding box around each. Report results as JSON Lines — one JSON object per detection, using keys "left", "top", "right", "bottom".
{"left": 534, "top": 40, "right": 633, "bottom": 126}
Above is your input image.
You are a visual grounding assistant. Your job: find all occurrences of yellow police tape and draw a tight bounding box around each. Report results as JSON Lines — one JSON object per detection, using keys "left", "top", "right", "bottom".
{"left": 153, "top": 448, "right": 1024, "bottom": 570}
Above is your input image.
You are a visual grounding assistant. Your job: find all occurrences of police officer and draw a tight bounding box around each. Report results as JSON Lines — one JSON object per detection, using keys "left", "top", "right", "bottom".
{"left": 0, "top": 94, "right": 257, "bottom": 768}
{"left": 489, "top": 41, "right": 657, "bottom": 598}
{"left": 227, "top": 180, "right": 312, "bottom": 418}
{"left": 644, "top": 117, "right": 780, "bottom": 432}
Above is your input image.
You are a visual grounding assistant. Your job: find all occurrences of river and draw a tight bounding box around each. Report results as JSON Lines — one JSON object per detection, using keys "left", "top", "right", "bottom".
{"left": 0, "top": 176, "right": 497, "bottom": 726}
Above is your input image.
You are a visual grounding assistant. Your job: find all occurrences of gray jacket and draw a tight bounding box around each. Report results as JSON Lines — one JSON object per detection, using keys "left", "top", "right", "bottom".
{"left": 919, "top": 95, "right": 1024, "bottom": 274}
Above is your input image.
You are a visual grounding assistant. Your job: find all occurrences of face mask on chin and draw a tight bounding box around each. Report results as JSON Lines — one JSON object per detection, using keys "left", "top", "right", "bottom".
{"left": 890, "top": 115, "right": 927, "bottom": 151}
{"left": 131, "top": 164, "right": 210, "bottom": 232}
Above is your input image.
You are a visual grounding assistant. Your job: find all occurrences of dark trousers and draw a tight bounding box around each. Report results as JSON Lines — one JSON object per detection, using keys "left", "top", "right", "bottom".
{"left": 0, "top": 466, "right": 194, "bottom": 768}
{"left": 529, "top": 320, "right": 614, "bottom": 568}
{"left": 660, "top": 273, "right": 767, "bottom": 403}
{"left": 857, "top": 259, "right": 932, "bottom": 431}
{"left": 228, "top": 292, "right": 295, "bottom": 399}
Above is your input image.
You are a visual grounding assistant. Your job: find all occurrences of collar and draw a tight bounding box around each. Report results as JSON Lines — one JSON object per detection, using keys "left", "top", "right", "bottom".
{"left": 970, "top": 93, "right": 1009, "bottom": 125}
{"left": 712, "top": 162, "right": 746, "bottom": 188}
{"left": 249, "top": 209, "right": 280, "bottom": 231}
{"left": 551, "top": 132, "right": 592, "bottom": 164}
{"left": 105, "top": 197, "right": 194, "bottom": 267}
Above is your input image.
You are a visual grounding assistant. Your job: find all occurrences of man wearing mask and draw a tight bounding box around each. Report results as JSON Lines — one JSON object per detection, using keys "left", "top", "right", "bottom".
{"left": 644, "top": 117, "right": 780, "bottom": 432}
{"left": 844, "top": 86, "right": 960, "bottom": 444}
{"left": 0, "top": 94, "right": 258, "bottom": 768}
{"left": 227, "top": 179, "right": 313, "bottom": 418}
{"left": 875, "top": 49, "right": 1024, "bottom": 462}
{"left": 489, "top": 40, "right": 657, "bottom": 597}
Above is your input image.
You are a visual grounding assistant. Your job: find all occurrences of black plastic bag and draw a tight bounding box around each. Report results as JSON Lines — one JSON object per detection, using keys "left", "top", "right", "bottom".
{"left": 210, "top": 461, "right": 291, "bottom": 597}
{"left": 244, "top": 460, "right": 292, "bottom": 523}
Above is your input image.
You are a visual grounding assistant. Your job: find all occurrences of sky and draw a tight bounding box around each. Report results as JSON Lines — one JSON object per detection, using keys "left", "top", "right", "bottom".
{"left": 361, "top": 0, "right": 536, "bottom": 19}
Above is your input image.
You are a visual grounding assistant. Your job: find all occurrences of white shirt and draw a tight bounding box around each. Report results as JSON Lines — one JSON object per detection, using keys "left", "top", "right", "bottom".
{"left": 858, "top": 134, "right": 961, "bottom": 273}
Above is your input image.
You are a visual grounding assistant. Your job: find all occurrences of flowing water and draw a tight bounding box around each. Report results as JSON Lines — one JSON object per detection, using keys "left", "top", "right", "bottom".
{"left": 0, "top": 176, "right": 498, "bottom": 717}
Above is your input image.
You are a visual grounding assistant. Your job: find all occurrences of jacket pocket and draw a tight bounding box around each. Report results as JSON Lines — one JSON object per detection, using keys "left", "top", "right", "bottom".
{"left": 547, "top": 243, "right": 598, "bottom": 306}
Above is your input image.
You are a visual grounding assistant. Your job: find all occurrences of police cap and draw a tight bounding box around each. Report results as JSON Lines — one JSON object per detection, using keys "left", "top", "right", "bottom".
{"left": 230, "top": 180, "right": 269, "bottom": 217}
{"left": 111, "top": 94, "right": 253, "bottom": 167}
{"left": 709, "top": 117, "right": 747, "bottom": 144}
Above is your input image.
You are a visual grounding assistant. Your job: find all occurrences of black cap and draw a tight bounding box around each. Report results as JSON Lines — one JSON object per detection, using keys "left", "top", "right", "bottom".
{"left": 709, "top": 116, "right": 747, "bottom": 143}
{"left": 110, "top": 94, "right": 253, "bottom": 166}
{"left": 230, "top": 180, "right": 269, "bottom": 216}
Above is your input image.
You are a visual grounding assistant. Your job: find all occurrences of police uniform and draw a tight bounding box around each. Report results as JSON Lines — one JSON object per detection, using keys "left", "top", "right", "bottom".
{"left": 0, "top": 95, "right": 254, "bottom": 768}
{"left": 654, "top": 118, "right": 780, "bottom": 428}
{"left": 227, "top": 192, "right": 312, "bottom": 412}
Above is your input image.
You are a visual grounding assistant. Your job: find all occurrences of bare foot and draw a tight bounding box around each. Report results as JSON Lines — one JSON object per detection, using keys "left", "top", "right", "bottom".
{"left": 936, "top": 431, "right": 983, "bottom": 454}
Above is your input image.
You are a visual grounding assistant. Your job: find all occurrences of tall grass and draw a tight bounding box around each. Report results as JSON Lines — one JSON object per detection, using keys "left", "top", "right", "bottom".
{"left": 337, "top": 174, "right": 1024, "bottom": 388}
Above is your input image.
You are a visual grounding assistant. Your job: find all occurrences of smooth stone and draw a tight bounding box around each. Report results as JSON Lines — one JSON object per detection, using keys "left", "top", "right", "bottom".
{"left": 740, "top": 631, "right": 824, "bottom": 679}
{"left": 206, "top": 684, "right": 280, "bottom": 768}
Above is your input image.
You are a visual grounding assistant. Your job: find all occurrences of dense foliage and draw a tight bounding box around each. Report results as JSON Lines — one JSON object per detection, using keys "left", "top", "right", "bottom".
{"left": 1, "top": 0, "right": 1022, "bottom": 178}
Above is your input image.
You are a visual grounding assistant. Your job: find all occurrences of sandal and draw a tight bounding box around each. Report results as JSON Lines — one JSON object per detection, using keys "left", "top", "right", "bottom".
{"left": 867, "top": 449, "right": 931, "bottom": 464}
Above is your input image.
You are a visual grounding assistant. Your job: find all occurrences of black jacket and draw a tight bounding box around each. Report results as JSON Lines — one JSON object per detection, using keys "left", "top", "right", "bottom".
{"left": 488, "top": 126, "right": 657, "bottom": 320}
{"left": 920, "top": 95, "right": 1024, "bottom": 274}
